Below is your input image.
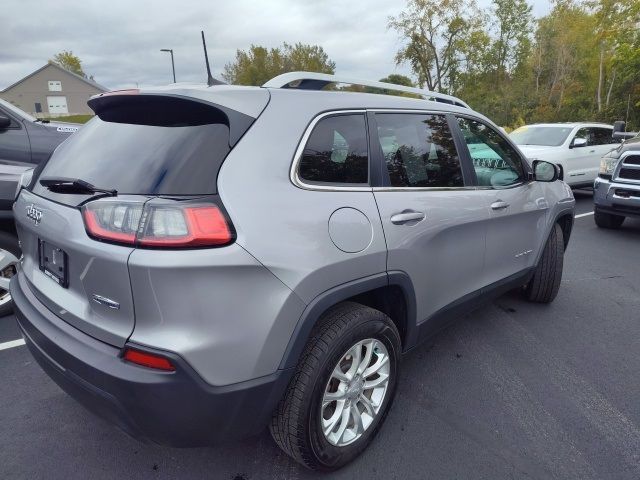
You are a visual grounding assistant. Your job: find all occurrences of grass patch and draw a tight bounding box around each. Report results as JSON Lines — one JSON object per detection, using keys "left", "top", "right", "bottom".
{"left": 43, "top": 114, "right": 94, "bottom": 124}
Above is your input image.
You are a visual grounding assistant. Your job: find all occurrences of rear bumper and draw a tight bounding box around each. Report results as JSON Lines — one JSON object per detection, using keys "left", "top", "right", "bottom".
{"left": 11, "top": 271, "right": 292, "bottom": 447}
{"left": 594, "top": 177, "right": 640, "bottom": 219}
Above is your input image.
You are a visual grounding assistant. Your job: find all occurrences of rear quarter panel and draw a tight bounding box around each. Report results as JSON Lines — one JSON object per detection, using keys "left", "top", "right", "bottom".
{"left": 128, "top": 244, "right": 306, "bottom": 386}
{"left": 217, "top": 91, "right": 388, "bottom": 304}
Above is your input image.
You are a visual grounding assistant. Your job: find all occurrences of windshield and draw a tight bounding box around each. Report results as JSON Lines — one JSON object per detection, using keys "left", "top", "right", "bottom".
{"left": 510, "top": 126, "right": 573, "bottom": 147}
{"left": 0, "top": 98, "right": 37, "bottom": 122}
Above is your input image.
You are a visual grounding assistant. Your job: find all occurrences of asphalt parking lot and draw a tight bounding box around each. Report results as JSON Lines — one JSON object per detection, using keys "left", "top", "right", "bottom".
{"left": 1, "top": 190, "right": 639, "bottom": 480}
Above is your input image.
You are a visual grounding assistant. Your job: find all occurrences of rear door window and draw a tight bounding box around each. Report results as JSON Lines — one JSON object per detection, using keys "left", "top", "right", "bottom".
{"left": 375, "top": 113, "right": 464, "bottom": 188}
{"left": 298, "top": 114, "right": 369, "bottom": 185}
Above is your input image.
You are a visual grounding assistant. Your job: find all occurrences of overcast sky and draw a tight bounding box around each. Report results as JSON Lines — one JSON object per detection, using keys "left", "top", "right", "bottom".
{"left": 1, "top": 0, "right": 551, "bottom": 91}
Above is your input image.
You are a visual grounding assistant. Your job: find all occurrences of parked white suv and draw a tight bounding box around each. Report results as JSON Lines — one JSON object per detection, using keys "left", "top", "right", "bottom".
{"left": 510, "top": 123, "right": 621, "bottom": 188}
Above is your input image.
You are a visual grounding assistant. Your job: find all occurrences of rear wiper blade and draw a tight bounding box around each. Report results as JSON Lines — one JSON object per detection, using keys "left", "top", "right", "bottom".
{"left": 40, "top": 177, "right": 117, "bottom": 196}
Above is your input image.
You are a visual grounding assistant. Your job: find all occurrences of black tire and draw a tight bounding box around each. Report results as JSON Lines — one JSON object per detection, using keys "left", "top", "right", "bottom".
{"left": 0, "top": 231, "right": 20, "bottom": 317}
{"left": 525, "top": 223, "right": 564, "bottom": 303}
{"left": 594, "top": 208, "right": 625, "bottom": 229}
{"left": 270, "top": 302, "right": 401, "bottom": 471}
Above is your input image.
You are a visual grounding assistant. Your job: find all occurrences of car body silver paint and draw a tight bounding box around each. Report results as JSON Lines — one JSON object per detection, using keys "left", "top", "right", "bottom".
{"left": 217, "top": 90, "right": 395, "bottom": 304}
{"left": 481, "top": 181, "right": 550, "bottom": 286}
{"left": 13, "top": 84, "right": 576, "bottom": 390}
{"left": 127, "top": 243, "right": 306, "bottom": 385}
{"left": 328, "top": 208, "right": 373, "bottom": 253}
{"left": 373, "top": 189, "right": 490, "bottom": 321}
{"left": 14, "top": 189, "right": 138, "bottom": 347}
{"left": 220, "top": 87, "right": 574, "bottom": 363}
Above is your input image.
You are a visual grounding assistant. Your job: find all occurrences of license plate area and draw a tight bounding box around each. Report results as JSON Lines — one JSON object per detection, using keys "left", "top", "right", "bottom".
{"left": 38, "top": 239, "right": 68, "bottom": 288}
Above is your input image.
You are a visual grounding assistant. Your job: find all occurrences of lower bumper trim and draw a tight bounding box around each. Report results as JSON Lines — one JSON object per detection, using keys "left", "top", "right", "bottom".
{"left": 11, "top": 271, "right": 292, "bottom": 446}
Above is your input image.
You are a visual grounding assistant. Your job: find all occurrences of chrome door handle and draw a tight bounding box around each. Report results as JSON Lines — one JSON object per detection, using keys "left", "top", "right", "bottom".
{"left": 491, "top": 201, "right": 510, "bottom": 210}
{"left": 390, "top": 211, "right": 425, "bottom": 224}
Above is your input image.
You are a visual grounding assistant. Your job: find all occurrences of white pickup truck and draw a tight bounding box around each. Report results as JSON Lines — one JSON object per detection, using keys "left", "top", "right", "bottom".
{"left": 510, "top": 123, "right": 621, "bottom": 188}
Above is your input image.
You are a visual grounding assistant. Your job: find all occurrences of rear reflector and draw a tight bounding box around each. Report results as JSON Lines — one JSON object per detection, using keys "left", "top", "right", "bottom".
{"left": 123, "top": 348, "right": 175, "bottom": 371}
{"left": 81, "top": 198, "right": 234, "bottom": 248}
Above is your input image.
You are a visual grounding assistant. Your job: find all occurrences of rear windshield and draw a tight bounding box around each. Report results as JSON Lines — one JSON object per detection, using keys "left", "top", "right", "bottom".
{"left": 33, "top": 117, "right": 230, "bottom": 196}
{"left": 509, "top": 126, "right": 573, "bottom": 147}
{"left": 31, "top": 94, "right": 259, "bottom": 200}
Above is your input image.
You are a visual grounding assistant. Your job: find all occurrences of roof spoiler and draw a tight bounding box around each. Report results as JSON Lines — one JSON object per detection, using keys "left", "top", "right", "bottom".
{"left": 263, "top": 71, "right": 470, "bottom": 109}
{"left": 87, "top": 92, "right": 254, "bottom": 146}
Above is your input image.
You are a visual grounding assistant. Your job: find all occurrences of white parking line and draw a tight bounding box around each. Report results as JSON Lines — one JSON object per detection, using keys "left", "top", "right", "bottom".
{"left": 575, "top": 211, "right": 595, "bottom": 219}
{"left": 0, "top": 338, "right": 25, "bottom": 351}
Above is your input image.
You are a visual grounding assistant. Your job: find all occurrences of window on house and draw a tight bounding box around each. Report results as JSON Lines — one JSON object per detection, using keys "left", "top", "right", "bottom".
{"left": 48, "top": 81, "right": 62, "bottom": 92}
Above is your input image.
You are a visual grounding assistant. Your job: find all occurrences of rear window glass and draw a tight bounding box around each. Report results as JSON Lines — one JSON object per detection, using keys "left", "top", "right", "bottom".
{"left": 33, "top": 116, "right": 231, "bottom": 196}
{"left": 298, "top": 114, "right": 369, "bottom": 185}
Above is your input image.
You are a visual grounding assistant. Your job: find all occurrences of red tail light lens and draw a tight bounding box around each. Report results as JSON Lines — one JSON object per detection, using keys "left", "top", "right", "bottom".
{"left": 138, "top": 206, "right": 232, "bottom": 247}
{"left": 123, "top": 348, "right": 175, "bottom": 371}
{"left": 83, "top": 208, "right": 138, "bottom": 244}
{"left": 82, "top": 198, "right": 234, "bottom": 248}
{"left": 81, "top": 200, "right": 144, "bottom": 245}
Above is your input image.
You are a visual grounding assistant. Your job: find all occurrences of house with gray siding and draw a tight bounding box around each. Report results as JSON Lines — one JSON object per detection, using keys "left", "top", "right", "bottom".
{"left": 0, "top": 63, "right": 108, "bottom": 116}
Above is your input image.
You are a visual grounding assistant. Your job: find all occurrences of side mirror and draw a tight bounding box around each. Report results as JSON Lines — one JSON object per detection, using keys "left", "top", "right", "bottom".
{"left": 571, "top": 137, "right": 587, "bottom": 148}
{"left": 613, "top": 121, "right": 626, "bottom": 133}
{"left": 0, "top": 115, "right": 10, "bottom": 129}
{"left": 533, "top": 160, "right": 559, "bottom": 182}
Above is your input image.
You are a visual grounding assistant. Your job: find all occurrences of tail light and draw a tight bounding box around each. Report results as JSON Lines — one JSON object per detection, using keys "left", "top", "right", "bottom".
{"left": 82, "top": 197, "right": 234, "bottom": 248}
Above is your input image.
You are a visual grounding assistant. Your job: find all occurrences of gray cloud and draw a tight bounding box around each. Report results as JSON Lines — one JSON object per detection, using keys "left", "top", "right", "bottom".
{"left": 1, "top": 0, "right": 551, "bottom": 90}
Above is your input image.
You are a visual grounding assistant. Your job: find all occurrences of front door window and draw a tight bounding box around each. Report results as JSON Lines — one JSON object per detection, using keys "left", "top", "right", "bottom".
{"left": 457, "top": 117, "right": 524, "bottom": 187}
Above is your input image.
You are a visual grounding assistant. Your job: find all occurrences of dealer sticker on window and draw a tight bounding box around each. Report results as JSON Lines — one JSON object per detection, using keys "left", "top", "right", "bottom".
{"left": 56, "top": 126, "right": 79, "bottom": 133}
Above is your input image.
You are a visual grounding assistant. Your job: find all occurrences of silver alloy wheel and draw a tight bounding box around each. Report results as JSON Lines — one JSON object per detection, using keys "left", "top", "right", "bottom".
{"left": 0, "top": 248, "right": 19, "bottom": 306}
{"left": 320, "top": 338, "right": 391, "bottom": 447}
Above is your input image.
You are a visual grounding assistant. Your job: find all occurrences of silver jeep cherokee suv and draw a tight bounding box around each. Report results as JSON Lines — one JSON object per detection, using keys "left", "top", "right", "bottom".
{"left": 11, "top": 72, "right": 575, "bottom": 471}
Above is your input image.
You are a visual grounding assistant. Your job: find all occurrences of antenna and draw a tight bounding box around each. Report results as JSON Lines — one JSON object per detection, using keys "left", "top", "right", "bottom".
{"left": 201, "top": 31, "right": 223, "bottom": 86}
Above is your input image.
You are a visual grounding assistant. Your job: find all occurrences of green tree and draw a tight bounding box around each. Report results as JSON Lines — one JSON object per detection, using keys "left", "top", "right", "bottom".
{"left": 452, "top": 0, "right": 533, "bottom": 124}
{"left": 223, "top": 43, "right": 335, "bottom": 86}
{"left": 379, "top": 74, "right": 415, "bottom": 86}
{"left": 490, "top": 0, "right": 533, "bottom": 76}
{"left": 50, "top": 50, "right": 85, "bottom": 77}
{"left": 367, "top": 74, "right": 417, "bottom": 96}
{"left": 590, "top": 0, "right": 640, "bottom": 112}
{"left": 388, "top": 0, "right": 484, "bottom": 93}
{"left": 403, "top": 0, "right": 640, "bottom": 129}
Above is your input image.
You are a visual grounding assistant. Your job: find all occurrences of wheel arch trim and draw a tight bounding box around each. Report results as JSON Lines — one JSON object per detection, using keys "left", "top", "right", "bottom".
{"left": 532, "top": 208, "right": 574, "bottom": 267}
{"left": 278, "top": 271, "right": 417, "bottom": 370}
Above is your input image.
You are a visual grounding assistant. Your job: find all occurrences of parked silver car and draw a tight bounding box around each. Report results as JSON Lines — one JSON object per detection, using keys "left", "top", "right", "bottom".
{"left": 11, "top": 73, "right": 575, "bottom": 471}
